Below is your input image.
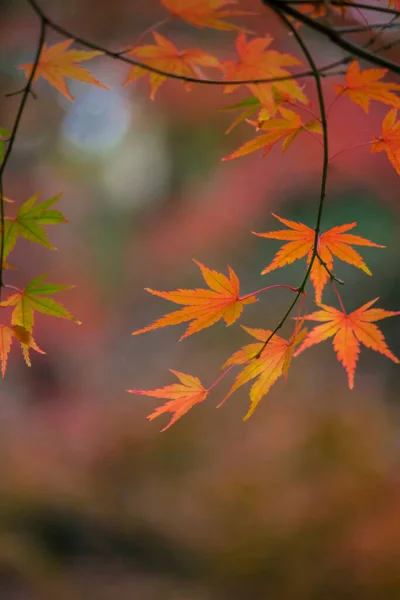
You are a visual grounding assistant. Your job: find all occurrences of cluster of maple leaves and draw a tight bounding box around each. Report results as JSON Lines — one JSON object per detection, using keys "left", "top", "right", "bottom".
{"left": 1, "top": 0, "right": 400, "bottom": 430}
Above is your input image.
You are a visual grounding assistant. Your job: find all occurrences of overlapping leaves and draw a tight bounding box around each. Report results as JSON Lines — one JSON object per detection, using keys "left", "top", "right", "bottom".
{"left": 223, "top": 106, "right": 322, "bottom": 160}
{"left": 124, "top": 32, "right": 220, "bottom": 99}
{"left": 222, "top": 32, "right": 309, "bottom": 115}
{"left": 0, "top": 324, "right": 44, "bottom": 378}
{"left": 221, "top": 322, "right": 307, "bottom": 420}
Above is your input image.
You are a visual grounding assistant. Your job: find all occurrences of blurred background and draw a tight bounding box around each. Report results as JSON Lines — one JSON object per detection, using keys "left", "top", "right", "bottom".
{"left": 0, "top": 0, "right": 400, "bottom": 598}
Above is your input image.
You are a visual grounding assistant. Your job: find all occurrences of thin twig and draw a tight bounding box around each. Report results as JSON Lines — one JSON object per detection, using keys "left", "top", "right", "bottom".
{"left": 239, "top": 284, "right": 299, "bottom": 302}
{"left": 332, "top": 281, "right": 346, "bottom": 313}
{"left": 0, "top": 18, "right": 46, "bottom": 295}
{"left": 265, "top": 0, "right": 400, "bottom": 74}
{"left": 316, "top": 254, "right": 344, "bottom": 284}
{"left": 285, "top": 0, "right": 400, "bottom": 17}
{"left": 255, "top": 1, "right": 330, "bottom": 358}
{"left": 334, "top": 23, "right": 400, "bottom": 34}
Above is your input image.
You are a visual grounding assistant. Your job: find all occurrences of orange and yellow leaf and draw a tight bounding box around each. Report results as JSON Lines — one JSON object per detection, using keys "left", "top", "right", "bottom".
{"left": 123, "top": 32, "right": 221, "bottom": 100}
{"left": 221, "top": 323, "right": 307, "bottom": 419}
{"left": 0, "top": 324, "right": 44, "bottom": 378}
{"left": 296, "top": 299, "right": 400, "bottom": 388}
{"left": 19, "top": 39, "right": 108, "bottom": 100}
{"left": 371, "top": 108, "right": 400, "bottom": 175}
{"left": 222, "top": 32, "right": 308, "bottom": 114}
{"left": 254, "top": 214, "right": 384, "bottom": 302}
{"left": 160, "top": 0, "right": 254, "bottom": 31}
{"left": 333, "top": 60, "right": 400, "bottom": 113}
{"left": 129, "top": 370, "right": 208, "bottom": 431}
{"left": 223, "top": 106, "right": 322, "bottom": 160}
{"left": 133, "top": 260, "right": 256, "bottom": 340}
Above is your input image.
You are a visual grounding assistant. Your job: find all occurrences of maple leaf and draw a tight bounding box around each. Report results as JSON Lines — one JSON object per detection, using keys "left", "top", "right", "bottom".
{"left": 221, "top": 91, "right": 293, "bottom": 134}
{"left": 333, "top": 60, "right": 400, "bottom": 113}
{"left": 132, "top": 260, "right": 256, "bottom": 340}
{"left": 129, "top": 370, "right": 208, "bottom": 431}
{"left": 0, "top": 275, "right": 81, "bottom": 333}
{"left": 294, "top": 1, "right": 328, "bottom": 19}
{"left": 123, "top": 32, "right": 221, "bottom": 100}
{"left": 160, "top": 0, "right": 254, "bottom": 31}
{"left": 221, "top": 96, "right": 261, "bottom": 134}
{"left": 222, "top": 106, "right": 322, "bottom": 160}
{"left": 295, "top": 299, "right": 400, "bottom": 389}
{"left": 254, "top": 214, "right": 384, "bottom": 302}
{"left": 371, "top": 108, "right": 400, "bottom": 175}
{"left": 221, "top": 323, "right": 307, "bottom": 420}
{"left": 222, "top": 32, "right": 308, "bottom": 115}
{"left": 0, "top": 324, "right": 44, "bottom": 378}
{"left": 19, "top": 39, "right": 108, "bottom": 100}
{"left": 3, "top": 192, "right": 66, "bottom": 261}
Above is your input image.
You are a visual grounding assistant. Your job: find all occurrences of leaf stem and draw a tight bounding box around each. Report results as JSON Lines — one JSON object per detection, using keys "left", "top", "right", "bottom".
{"left": 207, "top": 364, "right": 235, "bottom": 393}
{"left": 316, "top": 253, "right": 344, "bottom": 285}
{"left": 332, "top": 281, "right": 346, "bottom": 314}
{"left": 239, "top": 284, "right": 299, "bottom": 301}
{"left": 329, "top": 140, "right": 374, "bottom": 163}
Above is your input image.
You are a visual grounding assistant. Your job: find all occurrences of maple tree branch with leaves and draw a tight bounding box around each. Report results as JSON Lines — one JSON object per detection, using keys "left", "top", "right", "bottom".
{"left": 0, "top": 0, "right": 399, "bottom": 429}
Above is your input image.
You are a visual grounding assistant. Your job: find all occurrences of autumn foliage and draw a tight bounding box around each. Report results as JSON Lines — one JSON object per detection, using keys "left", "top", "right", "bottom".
{"left": 1, "top": 0, "right": 400, "bottom": 431}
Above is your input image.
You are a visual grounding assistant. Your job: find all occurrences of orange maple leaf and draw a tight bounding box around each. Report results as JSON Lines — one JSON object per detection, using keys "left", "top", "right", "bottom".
{"left": 222, "top": 32, "right": 308, "bottom": 114}
{"left": 123, "top": 32, "right": 220, "bottom": 100}
{"left": 333, "top": 60, "right": 400, "bottom": 113}
{"left": 132, "top": 260, "right": 256, "bottom": 340}
{"left": 221, "top": 323, "right": 307, "bottom": 420}
{"left": 19, "top": 39, "right": 108, "bottom": 100}
{"left": 295, "top": 299, "right": 400, "bottom": 389}
{"left": 160, "top": 0, "right": 254, "bottom": 31}
{"left": 223, "top": 106, "right": 322, "bottom": 160}
{"left": 371, "top": 108, "right": 400, "bottom": 175}
{"left": 129, "top": 370, "right": 208, "bottom": 431}
{"left": 254, "top": 214, "right": 384, "bottom": 302}
{"left": 0, "top": 324, "right": 44, "bottom": 378}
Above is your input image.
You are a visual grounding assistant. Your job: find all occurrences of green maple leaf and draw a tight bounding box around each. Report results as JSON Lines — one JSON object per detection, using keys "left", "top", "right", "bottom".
{"left": 0, "top": 274, "right": 81, "bottom": 332}
{"left": 3, "top": 192, "right": 66, "bottom": 260}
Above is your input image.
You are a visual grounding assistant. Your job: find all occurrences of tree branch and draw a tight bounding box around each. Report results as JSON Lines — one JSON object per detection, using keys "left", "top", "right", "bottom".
{"left": 255, "top": 0, "right": 330, "bottom": 358}
{"left": 264, "top": 0, "right": 400, "bottom": 74}
{"left": 23, "top": 0, "right": 352, "bottom": 88}
{"left": 0, "top": 17, "right": 46, "bottom": 295}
